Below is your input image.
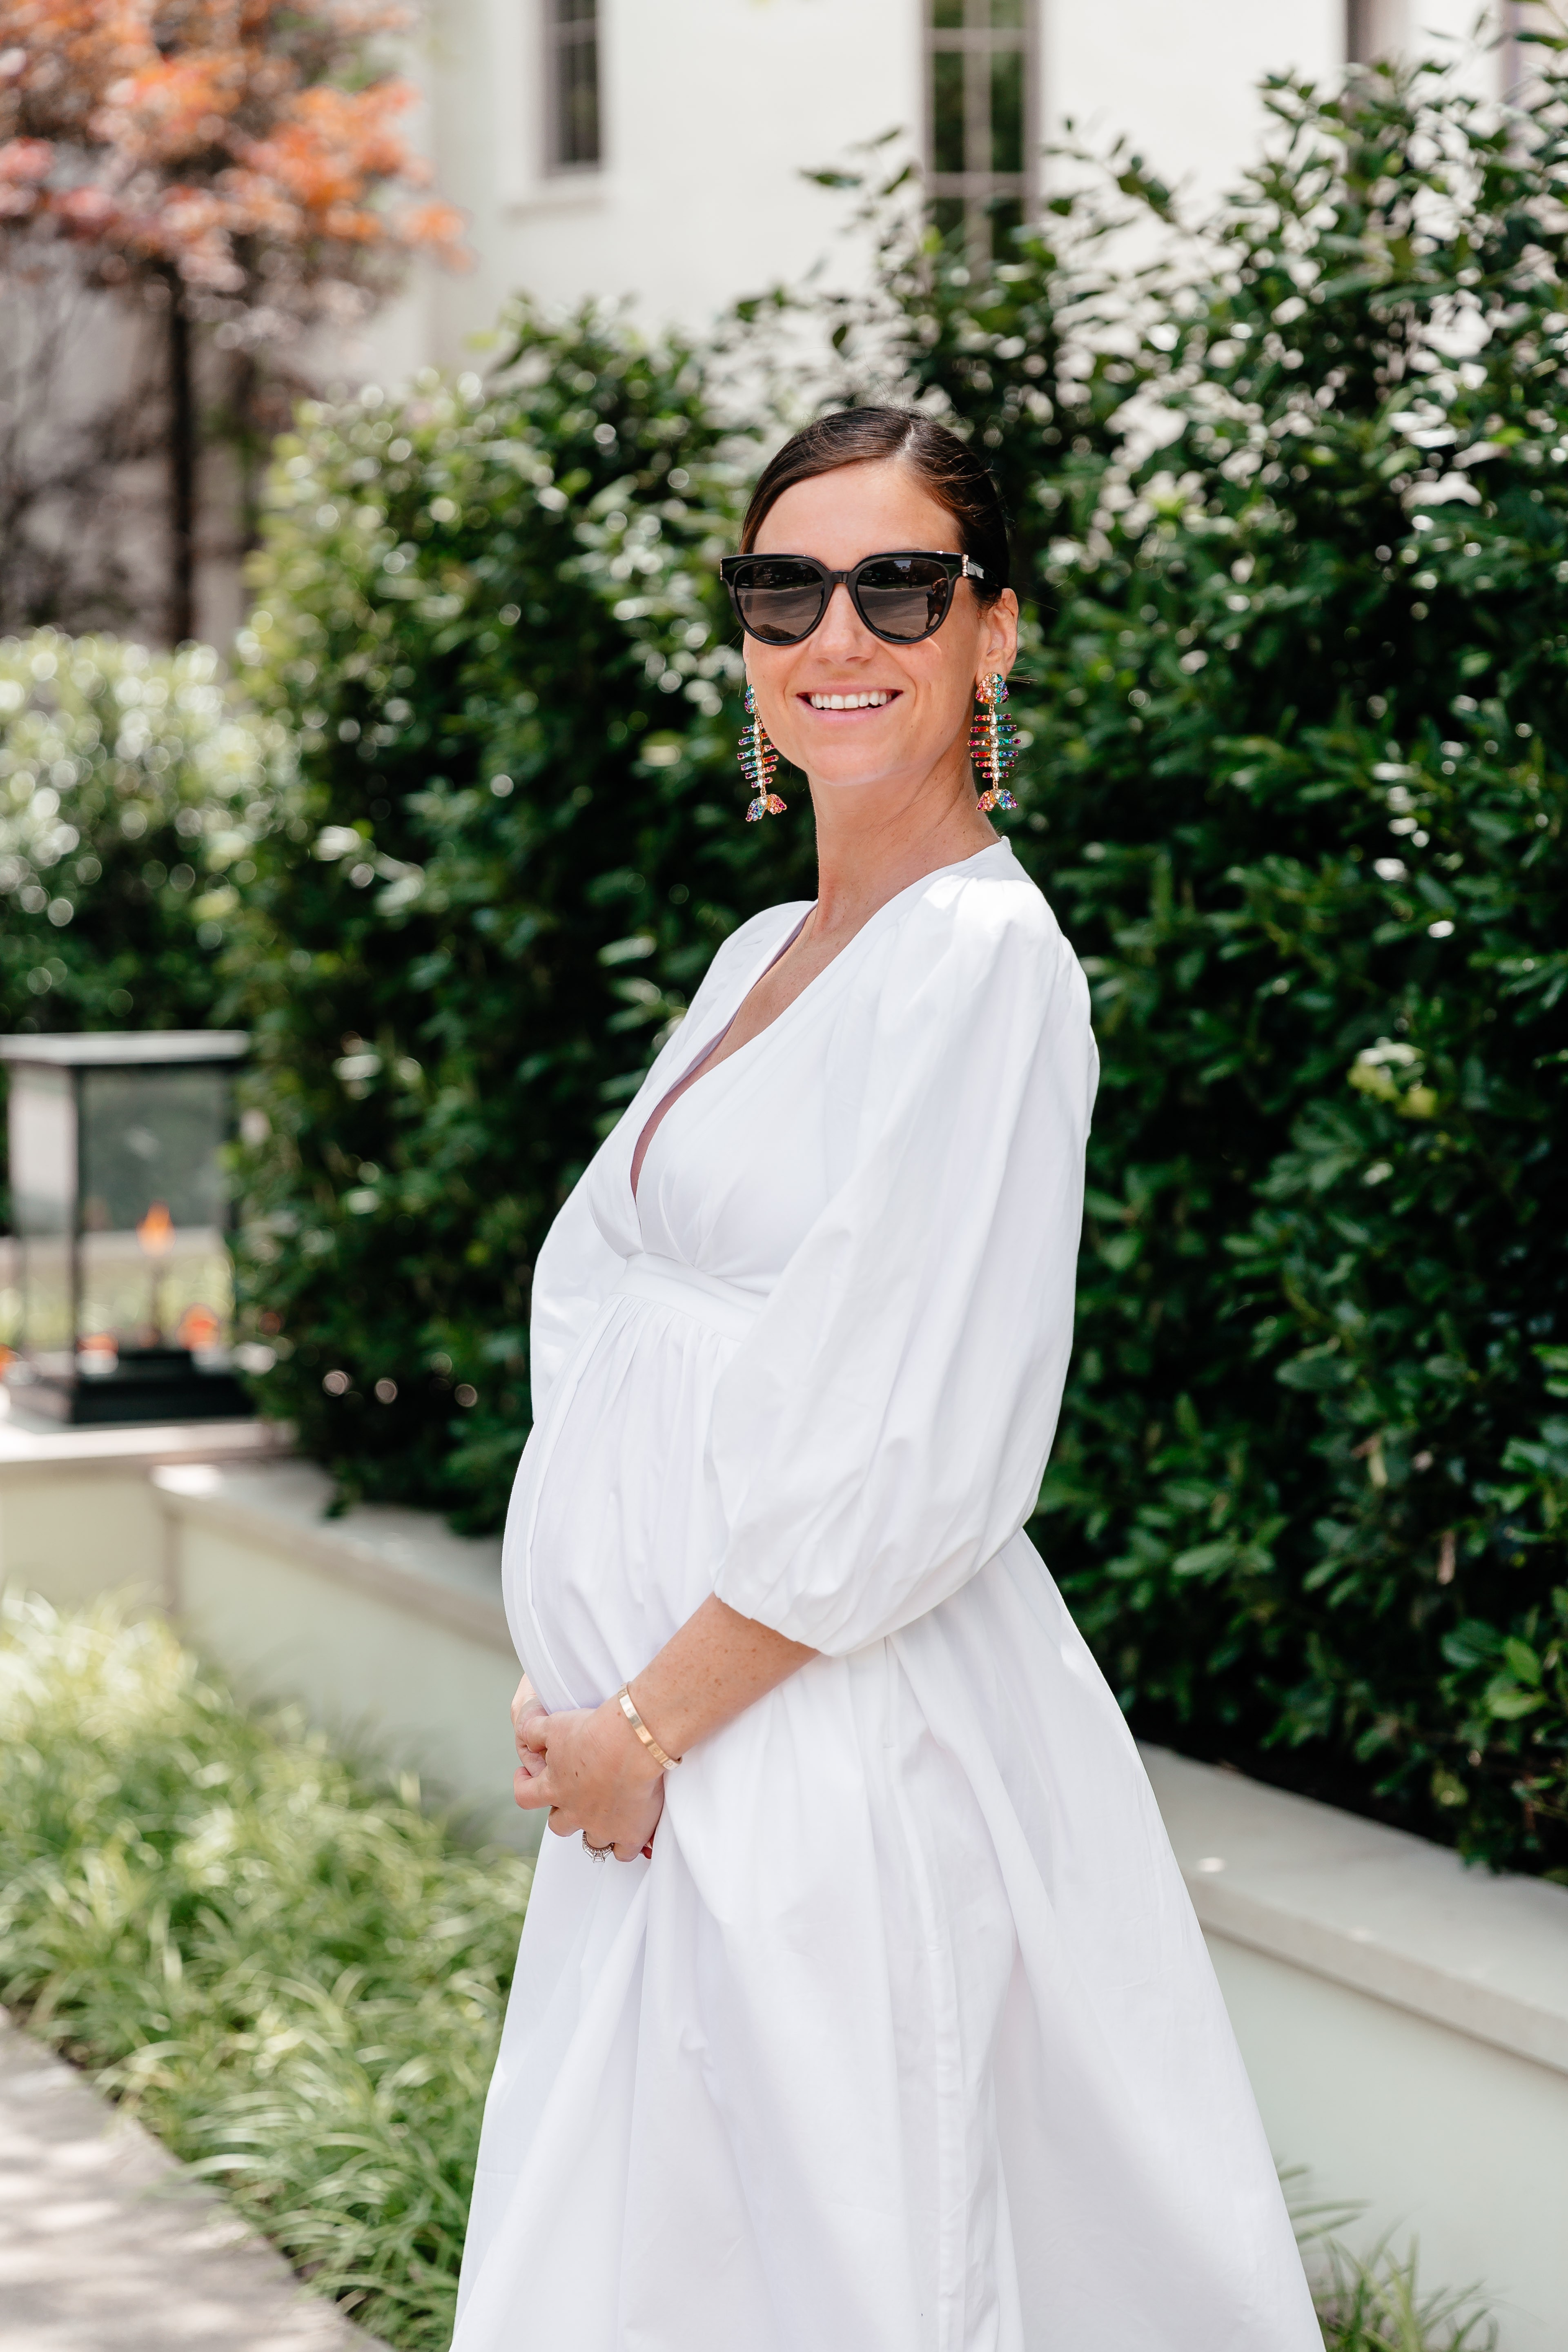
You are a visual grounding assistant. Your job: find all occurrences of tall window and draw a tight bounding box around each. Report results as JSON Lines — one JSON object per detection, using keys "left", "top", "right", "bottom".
{"left": 925, "top": 0, "right": 1037, "bottom": 262}
{"left": 546, "top": 0, "right": 601, "bottom": 172}
{"left": 1345, "top": 0, "right": 1405, "bottom": 65}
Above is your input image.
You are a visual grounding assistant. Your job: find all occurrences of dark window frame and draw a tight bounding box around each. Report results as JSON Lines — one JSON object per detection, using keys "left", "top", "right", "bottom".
{"left": 924, "top": 0, "right": 1039, "bottom": 265}
{"left": 545, "top": 0, "right": 602, "bottom": 175}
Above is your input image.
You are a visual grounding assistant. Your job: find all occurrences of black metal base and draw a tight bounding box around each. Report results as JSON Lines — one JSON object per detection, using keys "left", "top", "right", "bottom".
{"left": 6, "top": 1346, "right": 253, "bottom": 1427}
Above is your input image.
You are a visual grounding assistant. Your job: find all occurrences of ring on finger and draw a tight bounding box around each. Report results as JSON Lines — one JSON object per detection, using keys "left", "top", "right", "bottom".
{"left": 582, "top": 1833, "right": 615, "bottom": 1861}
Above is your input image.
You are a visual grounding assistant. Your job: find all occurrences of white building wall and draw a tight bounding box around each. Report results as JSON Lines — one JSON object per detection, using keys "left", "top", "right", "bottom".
{"left": 365, "top": 0, "right": 1521, "bottom": 376}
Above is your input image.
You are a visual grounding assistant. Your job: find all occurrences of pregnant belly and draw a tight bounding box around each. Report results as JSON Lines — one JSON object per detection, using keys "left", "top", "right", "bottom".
{"left": 505, "top": 1296, "right": 733, "bottom": 1708}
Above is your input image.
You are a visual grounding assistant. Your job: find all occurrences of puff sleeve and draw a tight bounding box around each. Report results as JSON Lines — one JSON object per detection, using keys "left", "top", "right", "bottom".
{"left": 707, "top": 869, "right": 1096, "bottom": 1654}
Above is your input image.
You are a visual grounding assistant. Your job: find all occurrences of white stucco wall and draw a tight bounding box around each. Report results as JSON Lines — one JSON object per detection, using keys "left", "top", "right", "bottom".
{"left": 351, "top": 0, "right": 1521, "bottom": 375}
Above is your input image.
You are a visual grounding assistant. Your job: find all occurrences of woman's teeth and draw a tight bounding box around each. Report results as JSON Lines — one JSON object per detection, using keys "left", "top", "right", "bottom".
{"left": 807, "top": 690, "right": 893, "bottom": 710}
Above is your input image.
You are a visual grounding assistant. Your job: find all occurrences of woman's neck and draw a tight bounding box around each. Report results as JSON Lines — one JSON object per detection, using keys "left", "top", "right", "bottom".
{"left": 806, "top": 742, "right": 997, "bottom": 944}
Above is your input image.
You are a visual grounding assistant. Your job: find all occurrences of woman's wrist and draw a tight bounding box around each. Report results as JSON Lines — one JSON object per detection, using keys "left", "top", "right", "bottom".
{"left": 619, "top": 1681, "right": 682, "bottom": 1771}
{"left": 601, "top": 1693, "right": 666, "bottom": 1782}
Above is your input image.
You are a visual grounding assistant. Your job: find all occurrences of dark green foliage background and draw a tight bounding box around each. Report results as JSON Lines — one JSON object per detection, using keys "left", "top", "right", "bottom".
{"left": 10, "top": 62, "right": 1562, "bottom": 1875}
{"left": 0, "top": 636, "right": 283, "bottom": 1223}
{"left": 811, "top": 61, "right": 1567, "bottom": 1869}
{"left": 227, "top": 310, "right": 813, "bottom": 1522}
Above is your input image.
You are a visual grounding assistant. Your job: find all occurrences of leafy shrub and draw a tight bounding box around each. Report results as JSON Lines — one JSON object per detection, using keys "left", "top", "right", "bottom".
{"left": 0, "top": 631, "right": 288, "bottom": 1227}
{"left": 226, "top": 308, "right": 815, "bottom": 1526}
{"left": 222, "top": 59, "right": 1565, "bottom": 1869}
{"left": 811, "top": 59, "right": 1568, "bottom": 1870}
{"left": 0, "top": 1590, "right": 532, "bottom": 2352}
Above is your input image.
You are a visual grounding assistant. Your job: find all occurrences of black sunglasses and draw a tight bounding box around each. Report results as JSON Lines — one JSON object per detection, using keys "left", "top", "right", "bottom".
{"left": 719, "top": 549, "right": 985, "bottom": 646}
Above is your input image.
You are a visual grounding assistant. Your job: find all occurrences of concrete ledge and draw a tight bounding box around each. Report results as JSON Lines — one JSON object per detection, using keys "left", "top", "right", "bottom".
{"left": 154, "top": 1461, "right": 510, "bottom": 1652}
{"left": 1145, "top": 1745, "right": 1568, "bottom": 2352}
{"left": 153, "top": 1460, "right": 526, "bottom": 1846}
{"left": 1144, "top": 1744, "right": 1568, "bottom": 2077}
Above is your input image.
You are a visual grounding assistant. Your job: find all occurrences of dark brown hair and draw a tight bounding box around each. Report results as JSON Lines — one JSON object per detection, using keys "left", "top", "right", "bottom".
{"left": 739, "top": 408, "right": 1009, "bottom": 603}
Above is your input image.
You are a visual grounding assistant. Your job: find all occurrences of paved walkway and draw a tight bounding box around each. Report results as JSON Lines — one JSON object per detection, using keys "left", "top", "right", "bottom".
{"left": 0, "top": 2010, "right": 390, "bottom": 2352}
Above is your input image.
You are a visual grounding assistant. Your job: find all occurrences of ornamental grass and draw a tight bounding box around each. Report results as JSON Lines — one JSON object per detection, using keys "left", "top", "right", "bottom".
{"left": 0, "top": 1588, "right": 531, "bottom": 2351}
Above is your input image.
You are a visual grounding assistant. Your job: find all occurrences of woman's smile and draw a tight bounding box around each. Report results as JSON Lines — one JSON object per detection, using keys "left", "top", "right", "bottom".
{"left": 800, "top": 687, "right": 901, "bottom": 714}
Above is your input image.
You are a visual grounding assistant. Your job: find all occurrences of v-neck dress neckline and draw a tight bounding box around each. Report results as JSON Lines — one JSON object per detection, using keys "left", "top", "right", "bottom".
{"left": 628, "top": 843, "right": 1020, "bottom": 1219}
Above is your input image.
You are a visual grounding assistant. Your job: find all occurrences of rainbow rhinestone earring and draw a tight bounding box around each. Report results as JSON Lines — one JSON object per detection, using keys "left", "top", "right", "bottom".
{"left": 971, "top": 672, "right": 1019, "bottom": 813}
{"left": 739, "top": 684, "right": 786, "bottom": 822}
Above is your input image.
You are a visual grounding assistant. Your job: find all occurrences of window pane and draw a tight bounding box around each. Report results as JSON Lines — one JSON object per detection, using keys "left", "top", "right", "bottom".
{"left": 988, "top": 0, "right": 1026, "bottom": 23}
{"left": 987, "top": 196, "right": 1024, "bottom": 254}
{"left": 556, "top": 0, "right": 596, "bottom": 21}
{"left": 557, "top": 29, "right": 600, "bottom": 165}
{"left": 990, "top": 46, "right": 1024, "bottom": 175}
{"left": 930, "top": 0, "right": 964, "bottom": 25}
{"left": 931, "top": 49, "right": 965, "bottom": 177}
{"left": 931, "top": 196, "right": 966, "bottom": 244}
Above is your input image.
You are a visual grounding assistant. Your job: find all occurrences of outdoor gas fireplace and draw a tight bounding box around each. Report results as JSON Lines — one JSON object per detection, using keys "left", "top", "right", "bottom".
{"left": 1, "top": 1031, "right": 251, "bottom": 1425}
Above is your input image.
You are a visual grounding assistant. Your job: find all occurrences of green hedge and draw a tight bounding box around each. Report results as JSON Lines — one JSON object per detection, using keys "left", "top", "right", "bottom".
{"left": 226, "top": 316, "right": 813, "bottom": 1523}
{"left": 0, "top": 634, "right": 288, "bottom": 1233}
{"left": 21, "top": 60, "right": 1563, "bottom": 1875}
{"left": 817, "top": 60, "right": 1567, "bottom": 1870}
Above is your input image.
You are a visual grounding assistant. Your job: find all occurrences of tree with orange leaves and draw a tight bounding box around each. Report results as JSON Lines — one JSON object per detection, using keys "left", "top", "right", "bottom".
{"left": 0, "top": 0, "right": 464, "bottom": 641}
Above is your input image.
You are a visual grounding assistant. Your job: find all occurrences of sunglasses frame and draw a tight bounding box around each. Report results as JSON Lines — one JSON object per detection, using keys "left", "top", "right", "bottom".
{"left": 719, "top": 549, "right": 985, "bottom": 646}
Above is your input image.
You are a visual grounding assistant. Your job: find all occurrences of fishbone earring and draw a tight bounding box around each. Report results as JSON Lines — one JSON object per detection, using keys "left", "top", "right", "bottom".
{"left": 971, "top": 672, "right": 1019, "bottom": 813}
{"left": 739, "top": 684, "right": 786, "bottom": 822}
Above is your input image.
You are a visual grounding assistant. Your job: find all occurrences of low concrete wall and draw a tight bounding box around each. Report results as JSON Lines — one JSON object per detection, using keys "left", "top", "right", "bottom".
{"left": 1147, "top": 1747, "right": 1568, "bottom": 2351}
{"left": 157, "top": 1461, "right": 525, "bottom": 1846}
{"left": 5, "top": 1401, "right": 1567, "bottom": 2343}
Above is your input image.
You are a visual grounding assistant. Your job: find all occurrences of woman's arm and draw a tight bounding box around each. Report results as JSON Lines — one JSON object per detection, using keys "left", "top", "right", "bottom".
{"left": 512, "top": 1598, "right": 816, "bottom": 1860}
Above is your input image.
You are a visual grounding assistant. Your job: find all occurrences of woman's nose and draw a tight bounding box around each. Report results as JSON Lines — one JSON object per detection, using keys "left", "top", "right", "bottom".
{"left": 814, "top": 580, "right": 872, "bottom": 655}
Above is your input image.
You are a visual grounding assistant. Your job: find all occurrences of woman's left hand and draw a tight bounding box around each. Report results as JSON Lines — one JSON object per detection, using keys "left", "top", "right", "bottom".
{"left": 515, "top": 1697, "right": 666, "bottom": 1861}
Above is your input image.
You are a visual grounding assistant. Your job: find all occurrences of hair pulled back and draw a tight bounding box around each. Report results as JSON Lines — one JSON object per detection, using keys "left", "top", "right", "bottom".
{"left": 739, "top": 408, "right": 1010, "bottom": 603}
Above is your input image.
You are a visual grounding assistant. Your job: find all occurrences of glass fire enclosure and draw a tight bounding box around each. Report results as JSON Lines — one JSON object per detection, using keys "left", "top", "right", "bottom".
{"left": 1, "top": 1031, "right": 250, "bottom": 1424}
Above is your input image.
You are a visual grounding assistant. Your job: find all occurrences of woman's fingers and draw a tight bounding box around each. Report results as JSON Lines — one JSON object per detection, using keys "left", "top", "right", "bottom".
{"left": 512, "top": 1757, "right": 557, "bottom": 1812}
{"left": 512, "top": 1682, "right": 550, "bottom": 1766}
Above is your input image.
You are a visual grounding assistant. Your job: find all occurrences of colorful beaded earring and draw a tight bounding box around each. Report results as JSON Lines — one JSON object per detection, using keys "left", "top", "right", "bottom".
{"left": 739, "top": 684, "right": 787, "bottom": 822}
{"left": 971, "top": 672, "right": 1019, "bottom": 813}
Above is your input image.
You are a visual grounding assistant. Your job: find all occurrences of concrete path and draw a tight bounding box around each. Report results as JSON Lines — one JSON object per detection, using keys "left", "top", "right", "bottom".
{"left": 0, "top": 2010, "right": 391, "bottom": 2351}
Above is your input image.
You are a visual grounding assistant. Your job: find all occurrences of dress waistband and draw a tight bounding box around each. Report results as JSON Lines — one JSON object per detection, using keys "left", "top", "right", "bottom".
{"left": 613, "top": 1251, "right": 766, "bottom": 1342}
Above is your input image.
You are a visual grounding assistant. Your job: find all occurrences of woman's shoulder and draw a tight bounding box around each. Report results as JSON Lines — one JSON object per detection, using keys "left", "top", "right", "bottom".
{"left": 889, "top": 841, "right": 1080, "bottom": 987}
{"left": 688, "top": 898, "right": 812, "bottom": 1002}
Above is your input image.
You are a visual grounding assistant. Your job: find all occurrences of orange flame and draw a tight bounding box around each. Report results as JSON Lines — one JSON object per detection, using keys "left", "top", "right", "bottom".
{"left": 137, "top": 1200, "right": 175, "bottom": 1256}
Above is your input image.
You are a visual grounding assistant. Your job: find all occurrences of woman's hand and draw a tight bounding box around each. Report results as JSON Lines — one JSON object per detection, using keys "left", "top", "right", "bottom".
{"left": 511, "top": 1673, "right": 549, "bottom": 1793}
{"left": 514, "top": 1695, "right": 666, "bottom": 1862}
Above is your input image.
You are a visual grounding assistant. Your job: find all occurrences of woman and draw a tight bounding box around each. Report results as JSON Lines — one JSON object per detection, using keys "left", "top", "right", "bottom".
{"left": 452, "top": 409, "right": 1319, "bottom": 2350}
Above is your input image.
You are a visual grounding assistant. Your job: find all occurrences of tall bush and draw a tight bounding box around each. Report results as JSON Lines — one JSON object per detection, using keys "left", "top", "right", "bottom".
{"left": 0, "top": 631, "right": 287, "bottom": 1235}
{"left": 228, "top": 308, "right": 813, "bottom": 1526}
{"left": 232, "top": 60, "right": 1566, "bottom": 1872}
{"left": 815, "top": 60, "right": 1568, "bottom": 1869}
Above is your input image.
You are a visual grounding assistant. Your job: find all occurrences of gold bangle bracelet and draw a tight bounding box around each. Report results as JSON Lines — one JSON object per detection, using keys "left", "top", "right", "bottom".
{"left": 616, "top": 1684, "right": 681, "bottom": 1771}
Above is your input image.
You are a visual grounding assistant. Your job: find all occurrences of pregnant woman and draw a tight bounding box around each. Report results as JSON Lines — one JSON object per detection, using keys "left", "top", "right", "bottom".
{"left": 451, "top": 408, "right": 1319, "bottom": 2350}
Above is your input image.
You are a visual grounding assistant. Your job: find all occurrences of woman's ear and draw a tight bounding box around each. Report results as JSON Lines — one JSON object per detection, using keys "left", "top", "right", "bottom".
{"left": 982, "top": 588, "right": 1020, "bottom": 680}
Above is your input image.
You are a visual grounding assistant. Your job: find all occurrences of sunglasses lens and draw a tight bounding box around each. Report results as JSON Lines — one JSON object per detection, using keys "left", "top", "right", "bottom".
{"left": 731, "top": 559, "right": 827, "bottom": 644}
{"left": 854, "top": 556, "right": 952, "bottom": 641}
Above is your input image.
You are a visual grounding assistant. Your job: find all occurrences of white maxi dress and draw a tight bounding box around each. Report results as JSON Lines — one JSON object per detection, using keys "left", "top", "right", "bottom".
{"left": 452, "top": 841, "right": 1320, "bottom": 2352}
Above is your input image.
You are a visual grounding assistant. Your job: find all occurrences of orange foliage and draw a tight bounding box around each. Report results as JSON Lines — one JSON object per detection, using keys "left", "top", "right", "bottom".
{"left": 0, "top": 0, "right": 466, "bottom": 292}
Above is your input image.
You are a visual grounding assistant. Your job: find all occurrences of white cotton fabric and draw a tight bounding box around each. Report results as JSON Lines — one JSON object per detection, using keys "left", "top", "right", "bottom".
{"left": 451, "top": 841, "right": 1320, "bottom": 2352}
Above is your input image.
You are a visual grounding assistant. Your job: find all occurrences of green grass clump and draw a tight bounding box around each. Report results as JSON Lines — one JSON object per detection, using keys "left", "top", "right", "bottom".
{"left": 0, "top": 1589, "right": 532, "bottom": 2350}
{"left": 0, "top": 1595, "right": 1498, "bottom": 2351}
{"left": 1314, "top": 2240, "right": 1497, "bottom": 2352}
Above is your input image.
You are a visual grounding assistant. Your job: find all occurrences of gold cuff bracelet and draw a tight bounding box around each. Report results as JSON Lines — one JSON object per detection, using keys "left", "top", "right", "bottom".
{"left": 616, "top": 1684, "right": 682, "bottom": 1771}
